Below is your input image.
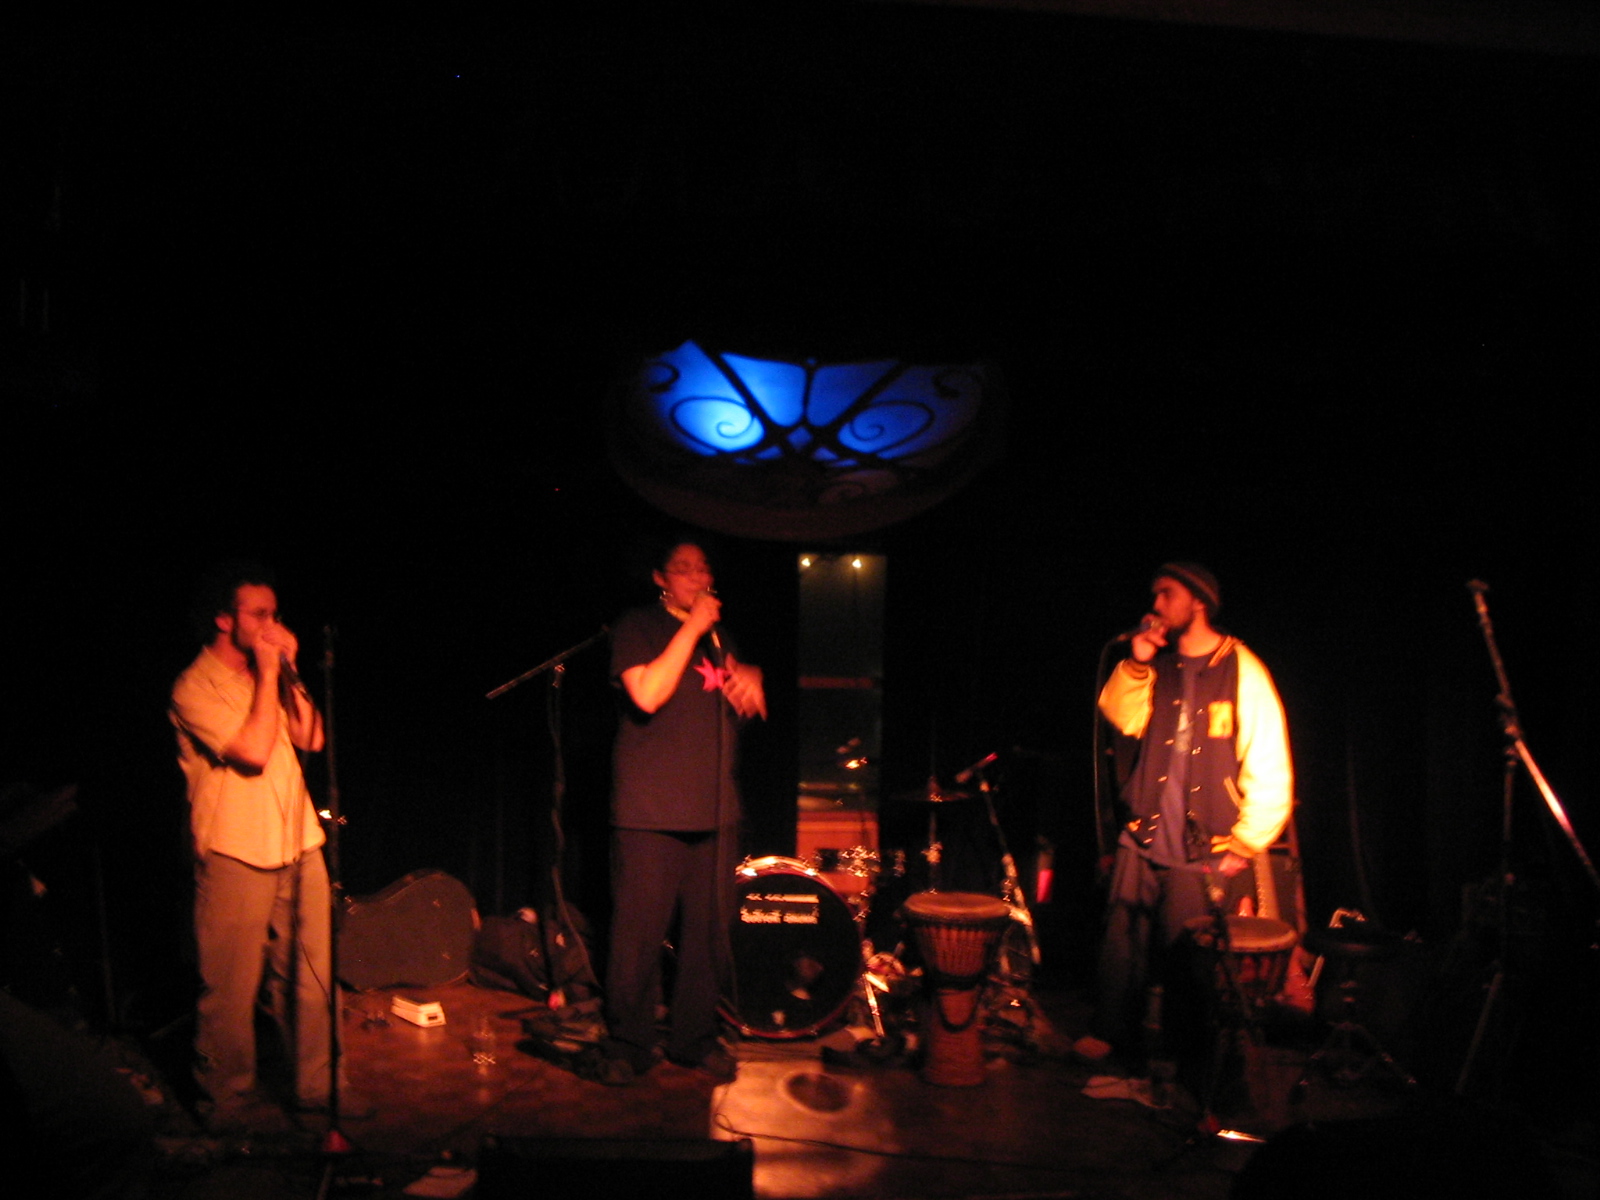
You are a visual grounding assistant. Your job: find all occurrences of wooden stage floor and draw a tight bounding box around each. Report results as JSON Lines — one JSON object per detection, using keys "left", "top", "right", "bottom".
{"left": 137, "top": 978, "right": 1592, "bottom": 1199}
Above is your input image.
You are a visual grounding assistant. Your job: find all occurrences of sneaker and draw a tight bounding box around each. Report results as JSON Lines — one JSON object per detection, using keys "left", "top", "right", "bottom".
{"left": 1072, "top": 1035, "right": 1113, "bottom": 1063}
{"left": 671, "top": 1046, "right": 737, "bottom": 1083}
{"left": 1082, "top": 1075, "right": 1169, "bottom": 1109}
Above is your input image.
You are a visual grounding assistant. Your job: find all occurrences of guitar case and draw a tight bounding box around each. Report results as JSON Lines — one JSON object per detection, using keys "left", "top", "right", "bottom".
{"left": 338, "top": 869, "right": 479, "bottom": 991}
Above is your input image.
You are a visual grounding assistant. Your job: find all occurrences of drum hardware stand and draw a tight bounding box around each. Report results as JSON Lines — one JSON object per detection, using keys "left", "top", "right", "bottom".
{"left": 1186, "top": 868, "right": 1273, "bottom": 1146}
{"left": 961, "top": 753, "right": 1042, "bottom": 968}
{"left": 1291, "top": 914, "right": 1415, "bottom": 1096}
{"left": 917, "top": 775, "right": 952, "bottom": 891}
{"left": 1458, "top": 581, "right": 1599, "bottom": 1099}
{"left": 953, "top": 753, "right": 1043, "bottom": 1055}
{"left": 836, "top": 858, "right": 913, "bottom": 1052}
{"left": 853, "top": 946, "right": 911, "bottom": 1051}
{"left": 859, "top": 962, "right": 890, "bottom": 1042}
{"left": 981, "top": 977, "right": 1039, "bottom": 1062}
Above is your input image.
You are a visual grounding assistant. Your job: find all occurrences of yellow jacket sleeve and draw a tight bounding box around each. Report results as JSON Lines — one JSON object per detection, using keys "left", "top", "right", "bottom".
{"left": 1098, "top": 658, "right": 1156, "bottom": 738}
{"left": 1226, "top": 644, "right": 1293, "bottom": 857}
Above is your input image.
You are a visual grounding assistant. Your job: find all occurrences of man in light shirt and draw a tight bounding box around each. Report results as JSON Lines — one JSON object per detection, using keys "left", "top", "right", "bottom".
{"left": 170, "top": 561, "right": 333, "bottom": 1131}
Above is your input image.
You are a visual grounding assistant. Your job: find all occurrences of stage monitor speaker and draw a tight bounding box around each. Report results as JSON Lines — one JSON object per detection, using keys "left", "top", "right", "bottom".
{"left": 338, "top": 869, "right": 477, "bottom": 991}
{"left": 477, "top": 1136, "right": 754, "bottom": 1200}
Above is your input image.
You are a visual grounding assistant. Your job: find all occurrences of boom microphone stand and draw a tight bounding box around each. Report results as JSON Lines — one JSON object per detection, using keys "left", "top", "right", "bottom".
{"left": 486, "top": 627, "right": 610, "bottom": 1001}
{"left": 1456, "top": 581, "right": 1599, "bottom": 1097}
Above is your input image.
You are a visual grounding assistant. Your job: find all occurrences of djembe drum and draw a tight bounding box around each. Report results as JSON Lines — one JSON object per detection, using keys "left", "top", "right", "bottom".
{"left": 1184, "top": 914, "right": 1298, "bottom": 1015}
{"left": 900, "top": 892, "right": 1012, "bottom": 1086}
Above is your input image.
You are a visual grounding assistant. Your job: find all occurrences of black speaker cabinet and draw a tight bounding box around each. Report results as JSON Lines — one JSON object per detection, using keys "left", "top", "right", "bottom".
{"left": 477, "top": 1136, "right": 754, "bottom": 1200}
{"left": 338, "top": 869, "right": 477, "bottom": 991}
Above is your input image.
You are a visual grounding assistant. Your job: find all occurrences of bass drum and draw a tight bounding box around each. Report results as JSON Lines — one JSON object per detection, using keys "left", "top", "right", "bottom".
{"left": 723, "top": 856, "right": 861, "bottom": 1039}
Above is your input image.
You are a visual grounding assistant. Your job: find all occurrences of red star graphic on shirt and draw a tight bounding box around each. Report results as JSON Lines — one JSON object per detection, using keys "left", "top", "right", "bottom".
{"left": 695, "top": 656, "right": 729, "bottom": 691}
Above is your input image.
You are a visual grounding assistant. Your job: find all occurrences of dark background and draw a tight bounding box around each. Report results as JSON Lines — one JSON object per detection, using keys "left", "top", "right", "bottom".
{"left": 4, "top": 7, "right": 1594, "bottom": 1032}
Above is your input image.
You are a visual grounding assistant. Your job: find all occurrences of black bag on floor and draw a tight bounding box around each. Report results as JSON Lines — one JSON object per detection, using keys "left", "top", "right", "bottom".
{"left": 471, "top": 904, "right": 600, "bottom": 1010}
{"left": 471, "top": 911, "right": 549, "bottom": 999}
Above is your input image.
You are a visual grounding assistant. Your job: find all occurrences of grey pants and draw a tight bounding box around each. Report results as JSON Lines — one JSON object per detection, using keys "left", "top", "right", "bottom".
{"left": 193, "top": 849, "right": 333, "bottom": 1109}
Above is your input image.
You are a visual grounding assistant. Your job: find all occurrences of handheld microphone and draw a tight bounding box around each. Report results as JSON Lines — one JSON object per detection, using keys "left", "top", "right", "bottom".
{"left": 701, "top": 589, "right": 725, "bottom": 661}
{"left": 1467, "top": 579, "right": 1492, "bottom": 627}
{"left": 1115, "top": 614, "right": 1162, "bottom": 643}
{"left": 954, "top": 751, "right": 999, "bottom": 784}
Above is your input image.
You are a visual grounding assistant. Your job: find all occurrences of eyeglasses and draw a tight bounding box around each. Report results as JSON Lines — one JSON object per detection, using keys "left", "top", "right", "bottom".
{"left": 233, "top": 607, "right": 280, "bottom": 622}
{"left": 665, "top": 563, "right": 711, "bottom": 577}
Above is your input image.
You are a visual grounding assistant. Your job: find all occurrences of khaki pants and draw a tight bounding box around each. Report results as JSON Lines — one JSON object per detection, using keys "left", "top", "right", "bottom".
{"left": 194, "top": 849, "right": 333, "bottom": 1110}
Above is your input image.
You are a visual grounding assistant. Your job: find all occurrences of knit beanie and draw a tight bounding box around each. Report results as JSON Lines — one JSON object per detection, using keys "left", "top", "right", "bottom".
{"left": 1153, "top": 561, "right": 1221, "bottom": 616}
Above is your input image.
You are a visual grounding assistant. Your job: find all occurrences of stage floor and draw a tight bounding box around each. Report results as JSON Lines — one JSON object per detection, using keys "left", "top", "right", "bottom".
{"left": 138, "top": 978, "right": 1592, "bottom": 1199}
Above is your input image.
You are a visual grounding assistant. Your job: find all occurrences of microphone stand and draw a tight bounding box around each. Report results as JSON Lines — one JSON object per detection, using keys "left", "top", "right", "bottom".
{"left": 1091, "top": 636, "right": 1133, "bottom": 870}
{"left": 1456, "top": 582, "right": 1599, "bottom": 1097}
{"left": 1150, "top": 865, "right": 1271, "bottom": 1185}
{"left": 315, "top": 625, "right": 356, "bottom": 1177}
{"left": 486, "top": 627, "right": 610, "bottom": 1000}
{"left": 1193, "top": 866, "right": 1262, "bottom": 1136}
{"left": 711, "top": 629, "right": 739, "bottom": 1033}
{"left": 690, "top": 614, "right": 747, "bottom": 1046}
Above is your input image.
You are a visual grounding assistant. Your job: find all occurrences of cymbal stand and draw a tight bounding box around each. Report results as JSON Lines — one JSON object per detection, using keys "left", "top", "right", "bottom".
{"left": 919, "top": 776, "right": 946, "bottom": 892}
{"left": 962, "top": 754, "right": 1041, "bottom": 969}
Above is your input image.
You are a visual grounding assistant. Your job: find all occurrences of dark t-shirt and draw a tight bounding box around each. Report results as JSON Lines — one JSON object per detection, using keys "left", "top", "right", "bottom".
{"left": 609, "top": 603, "right": 739, "bottom": 831}
{"left": 1147, "top": 651, "right": 1212, "bottom": 868}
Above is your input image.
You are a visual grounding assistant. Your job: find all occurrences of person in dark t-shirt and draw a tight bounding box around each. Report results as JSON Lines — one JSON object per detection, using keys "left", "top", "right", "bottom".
{"left": 600, "top": 540, "right": 765, "bottom": 1084}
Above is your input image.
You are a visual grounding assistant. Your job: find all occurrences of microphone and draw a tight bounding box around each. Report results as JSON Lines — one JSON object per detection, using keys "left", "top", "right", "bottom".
{"left": 1467, "top": 579, "right": 1492, "bottom": 625}
{"left": 279, "top": 655, "right": 303, "bottom": 690}
{"left": 701, "top": 589, "right": 725, "bottom": 662}
{"left": 1115, "top": 614, "right": 1162, "bottom": 643}
{"left": 1467, "top": 579, "right": 1490, "bottom": 613}
{"left": 954, "top": 751, "right": 999, "bottom": 784}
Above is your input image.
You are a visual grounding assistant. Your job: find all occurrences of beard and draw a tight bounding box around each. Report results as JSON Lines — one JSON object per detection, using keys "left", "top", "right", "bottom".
{"left": 1165, "top": 611, "right": 1196, "bottom": 641}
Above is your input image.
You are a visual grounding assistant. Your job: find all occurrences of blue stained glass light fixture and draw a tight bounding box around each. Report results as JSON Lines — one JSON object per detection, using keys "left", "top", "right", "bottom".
{"left": 611, "top": 341, "right": 1003, "bottom": 540}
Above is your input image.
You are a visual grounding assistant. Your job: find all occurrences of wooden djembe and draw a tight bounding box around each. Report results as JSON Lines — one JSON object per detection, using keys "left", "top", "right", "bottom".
{"left": 900, "top": 892, "right": 1012, "bottom": 1086}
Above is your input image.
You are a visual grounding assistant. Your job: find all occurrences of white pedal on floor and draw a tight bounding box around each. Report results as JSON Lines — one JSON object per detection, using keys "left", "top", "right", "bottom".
{"left": 391, "top": 995, "right": 447, "bottom": 1027}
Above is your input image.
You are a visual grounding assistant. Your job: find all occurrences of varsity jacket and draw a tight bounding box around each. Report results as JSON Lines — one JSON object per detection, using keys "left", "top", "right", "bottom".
{"left": 1098, "top": 637, "right": 1292, "bottom": 859}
